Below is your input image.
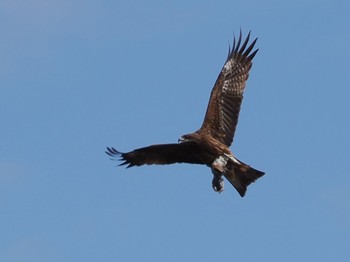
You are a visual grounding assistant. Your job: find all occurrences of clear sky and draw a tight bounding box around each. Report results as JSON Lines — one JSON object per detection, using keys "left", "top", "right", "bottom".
{"left": 1, "top": 0, "right": 349, "bottom": 261}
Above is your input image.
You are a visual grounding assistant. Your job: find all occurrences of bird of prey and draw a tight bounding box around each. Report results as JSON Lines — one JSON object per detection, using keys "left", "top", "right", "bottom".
{"left": 106, "top": 31, "right": 265, "bottom": 197}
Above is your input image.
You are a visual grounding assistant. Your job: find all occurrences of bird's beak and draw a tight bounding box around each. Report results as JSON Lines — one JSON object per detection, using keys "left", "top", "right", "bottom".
{"left": 178, "top": 136, "right": 185, "bottom": 143}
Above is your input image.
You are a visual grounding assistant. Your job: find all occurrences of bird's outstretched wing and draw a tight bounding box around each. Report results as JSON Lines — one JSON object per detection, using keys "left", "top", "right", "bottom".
{"left": 199, "top": 31, "right": 258, "bottom": 147}
{"left": 106, "top": 142, "right": 207, "bottom": 168}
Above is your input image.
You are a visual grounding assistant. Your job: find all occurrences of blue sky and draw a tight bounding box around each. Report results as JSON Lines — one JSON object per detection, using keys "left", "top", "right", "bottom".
{"left": 1, "top": 0, "right": 349, "bottom": 261}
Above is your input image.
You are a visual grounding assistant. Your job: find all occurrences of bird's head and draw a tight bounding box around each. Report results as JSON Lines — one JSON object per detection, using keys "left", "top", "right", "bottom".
{"left": 178, "top": 133, "right": 198, "bottom": 143}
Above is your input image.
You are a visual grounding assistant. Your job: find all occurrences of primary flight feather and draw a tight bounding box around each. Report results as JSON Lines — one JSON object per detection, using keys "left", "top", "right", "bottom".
{"left": 106, "top": 31, "right": 265, "bottom": 197}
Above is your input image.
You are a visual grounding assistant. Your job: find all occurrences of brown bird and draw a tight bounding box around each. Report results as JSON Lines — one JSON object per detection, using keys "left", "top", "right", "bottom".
{"left": 106, "top": 31, "right": 265, "bottom": 197}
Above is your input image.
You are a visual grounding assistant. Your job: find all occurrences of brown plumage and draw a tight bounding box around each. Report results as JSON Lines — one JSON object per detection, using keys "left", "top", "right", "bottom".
{"left": 106, "top": 31, "right": 265, "bottom": 197}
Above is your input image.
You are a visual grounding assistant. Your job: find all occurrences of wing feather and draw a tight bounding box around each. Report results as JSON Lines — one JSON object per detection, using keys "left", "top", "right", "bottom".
{"left": 199, "top": 31, "right": 258, "bottom": 146}
{"left": 106, "top": 143, "right": 207, "bottom": 168}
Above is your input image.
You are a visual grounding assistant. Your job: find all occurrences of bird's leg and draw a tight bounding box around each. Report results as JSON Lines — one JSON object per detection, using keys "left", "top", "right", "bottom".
{"left": 211, "top": 156, "right": 228, "bottom": 193}
{"left": 212, "top": 170, "right": 224, "bottom": 193}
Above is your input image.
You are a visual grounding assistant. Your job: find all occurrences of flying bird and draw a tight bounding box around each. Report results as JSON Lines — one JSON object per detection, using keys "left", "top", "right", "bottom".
{"left": 106, "top": 31, "right": 265, "bottom": 197}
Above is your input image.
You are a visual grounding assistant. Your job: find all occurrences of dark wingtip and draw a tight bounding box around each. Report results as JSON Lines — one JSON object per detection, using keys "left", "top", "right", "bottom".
{"left": 248, "top": 48, "right": 259, "bottom": 60}
{"left": 105, "top": 147, "right": 122, "bottom": 157}
{"left": 238, "top": 31, "right": 251, "bottom": 54}
{"left": 233, "top": 30, "right": 243, "bottom": 53}
{"left": 227, "top": 31, "right": 258, "bottom": 62}
{"left": 106, "top": 147, "right": 134, "bottom": 168}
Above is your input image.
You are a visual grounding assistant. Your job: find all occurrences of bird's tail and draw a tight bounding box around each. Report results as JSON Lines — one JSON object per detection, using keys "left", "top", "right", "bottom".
{"left": 224, "top": 160, "right": 265, "bottom": 197}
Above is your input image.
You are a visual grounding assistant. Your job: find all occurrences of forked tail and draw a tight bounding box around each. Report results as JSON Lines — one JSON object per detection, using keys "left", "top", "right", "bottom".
{"left": 224, "top": 162, "right": 265, "bottom": 197}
